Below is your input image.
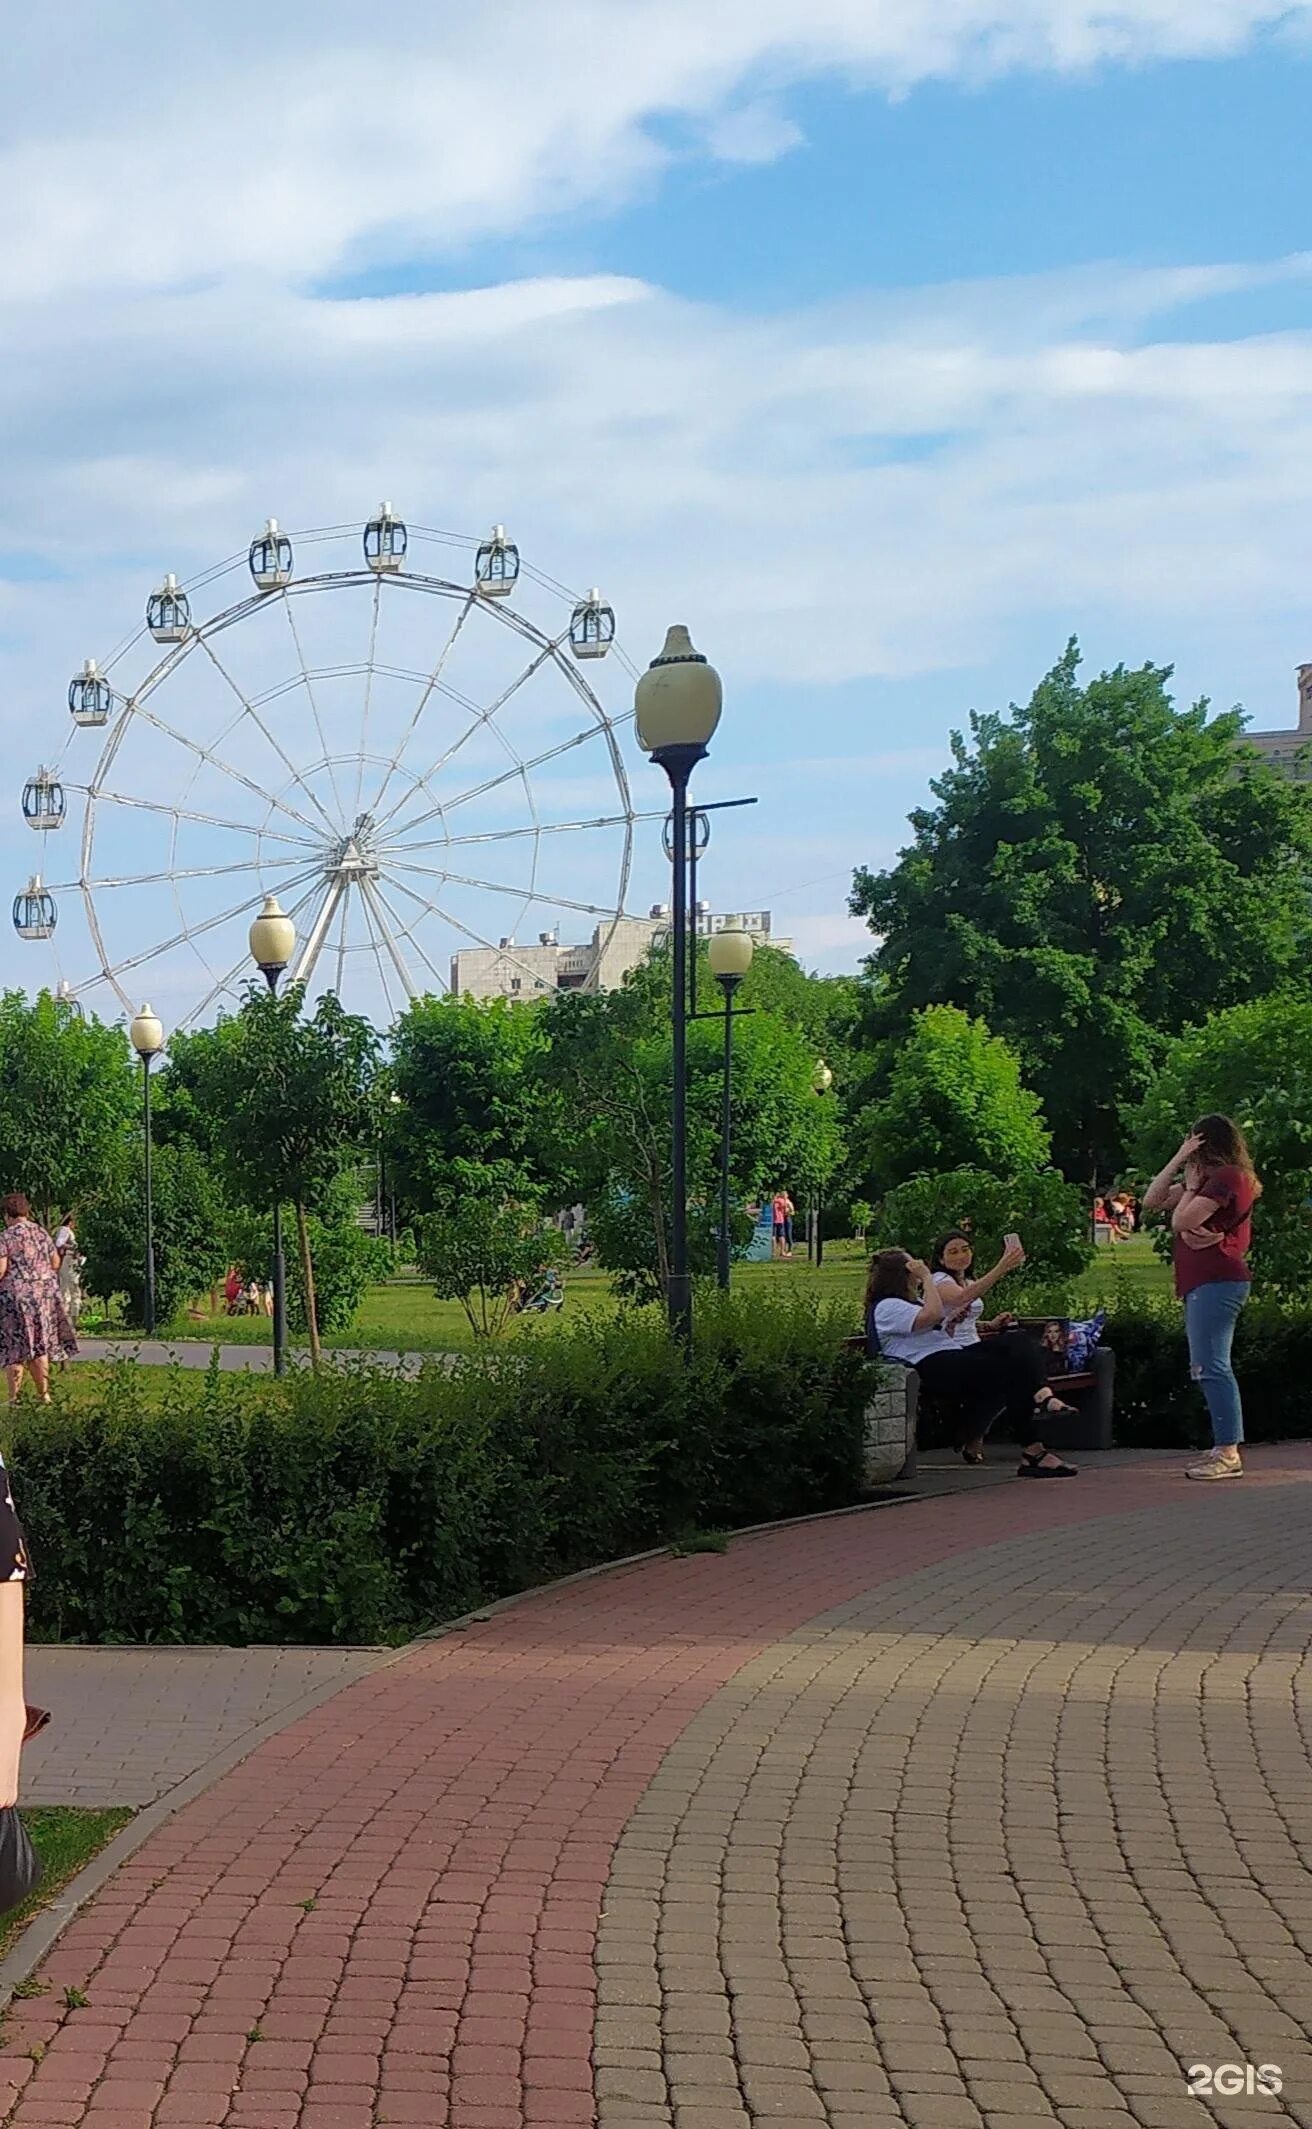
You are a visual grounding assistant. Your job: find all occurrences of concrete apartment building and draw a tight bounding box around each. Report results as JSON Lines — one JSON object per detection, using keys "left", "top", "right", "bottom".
{"left": 451, "top": 907, "right": 792, "bottom": 1000}
{"left": 1244, "top": 664, "right": 1312, "bottom": 781}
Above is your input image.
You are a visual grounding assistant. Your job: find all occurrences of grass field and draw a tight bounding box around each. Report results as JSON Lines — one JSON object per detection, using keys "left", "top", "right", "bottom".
{"left": 140, "top": 1233, "right": 1170, "bottom": 1357}
{"left": 0, "top": 1806, "right": 133, "bottom": 1963}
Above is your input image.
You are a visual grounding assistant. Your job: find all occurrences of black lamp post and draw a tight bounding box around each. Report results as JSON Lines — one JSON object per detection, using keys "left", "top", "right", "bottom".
{"left": 249, "top": 895, "right": 296, "bottom": 1375}
{"left": 129, "top": 1006, "right": 165, "bottom": 1335}
{"left": 812, "top": 1058, "right": 834, "bottom": 1269}
{"left": 634, "top": 626, "right": 723, "bottom": 1343}
{"left": 703, "top": 923, "right": 755, "bottom": 1290}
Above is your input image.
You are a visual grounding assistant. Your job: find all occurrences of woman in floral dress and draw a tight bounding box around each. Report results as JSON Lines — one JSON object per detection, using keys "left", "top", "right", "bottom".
{"left": 0, "top": 1194, "right": 77, "bottom": 1405}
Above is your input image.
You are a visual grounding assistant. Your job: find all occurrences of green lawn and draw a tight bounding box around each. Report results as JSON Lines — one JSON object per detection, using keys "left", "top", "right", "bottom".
{"left": 135, "top": 1233, "right": 1170, "bottom": 1358}
{"left": 0, "top": 1806, "right": 133, "bottom": 1963}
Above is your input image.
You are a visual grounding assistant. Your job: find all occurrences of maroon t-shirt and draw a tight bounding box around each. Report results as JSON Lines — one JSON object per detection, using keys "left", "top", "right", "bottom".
{"left": 1173, "top": 1164, "right": 1256, "bottom": 1298}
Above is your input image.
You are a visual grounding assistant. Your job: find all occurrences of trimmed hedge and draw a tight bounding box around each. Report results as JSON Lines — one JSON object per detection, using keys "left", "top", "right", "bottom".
{"left": 9, "top": 1291, "right": 872, "bottom": 1647}
{"left": 1102, "top": 1295, "right": 1312, "bottom": 1449}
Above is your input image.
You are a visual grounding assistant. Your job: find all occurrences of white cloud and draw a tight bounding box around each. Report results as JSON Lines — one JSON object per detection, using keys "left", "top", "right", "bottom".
{"left": 4, "top": 0, "right": 1312, "bottom": 995}
{"left": 1, "top": 2, "right": 1309, "bottom": 299}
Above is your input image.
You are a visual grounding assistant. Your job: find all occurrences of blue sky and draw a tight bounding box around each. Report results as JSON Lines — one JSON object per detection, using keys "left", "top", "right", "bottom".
{"left": 1, "top": 1, "right": 1310, "bottom": 1020}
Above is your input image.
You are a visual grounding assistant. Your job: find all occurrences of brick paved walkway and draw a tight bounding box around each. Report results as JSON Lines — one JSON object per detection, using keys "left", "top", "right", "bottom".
{"left": 3, "top": 1449, "right": 1311, "bottom": 2128}
{"left": 22, "top": 1649, "right": 387, "bottom": 1809}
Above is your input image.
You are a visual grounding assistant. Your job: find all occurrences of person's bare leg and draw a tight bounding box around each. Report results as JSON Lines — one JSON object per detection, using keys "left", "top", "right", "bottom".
{"left": 29, "top": 1356, "right": 50, "bottom": 1404}
{"left": 5, "top": 1364, "right": 22, "bottom": 1408}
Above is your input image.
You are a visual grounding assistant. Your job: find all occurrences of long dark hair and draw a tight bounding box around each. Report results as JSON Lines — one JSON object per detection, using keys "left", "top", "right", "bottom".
{"left": 930, "top": 1230, "right": 973, "bottom": 1276}
{"left": 1193, "top": 1113, "right": 1262, "bottom": 1195}
{"left": 864, "top": 1248, "right": 914, "bottom": 1313}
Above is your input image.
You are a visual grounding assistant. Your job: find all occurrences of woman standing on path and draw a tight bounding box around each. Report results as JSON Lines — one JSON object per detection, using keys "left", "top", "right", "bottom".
{"left": 1143, "top": 1115, "right": 1260, "bottom": 1481}
{"left": 867, "top": 1248, "right": 1078, "bottom": 1478}
{"left": 0, "top": 1194, "right": 77, "bottom": 1407}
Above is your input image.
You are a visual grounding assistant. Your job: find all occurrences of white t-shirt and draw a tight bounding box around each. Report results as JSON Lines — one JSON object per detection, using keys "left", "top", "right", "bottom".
{"left": 932, "top": 1272, "right": 982, "bottom": 1346}
{"left": 871, "top": 1297, "right": 956, "bottom": 1366}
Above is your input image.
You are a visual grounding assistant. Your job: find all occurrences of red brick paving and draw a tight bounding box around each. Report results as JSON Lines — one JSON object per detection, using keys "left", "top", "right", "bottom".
{"left": 3, "top": 1449, "right": 1308, "bottom": 2128}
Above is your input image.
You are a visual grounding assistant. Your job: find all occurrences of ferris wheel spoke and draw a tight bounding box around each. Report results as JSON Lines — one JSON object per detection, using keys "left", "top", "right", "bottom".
{"left": 394, "top": 720, "right": 617, "bottom": 841}
{"left": 127, "top": 701, "right": 327, "bottom": 841}
{"left": 388, "top": 859, "right": 626, "bottom": 923}
{"left": 383, "top": 870, "right": 569, "bottom": 996}
{"left": 282, "top": 594, "right": 347, "bottom": 825}
{"left": 360, "top": 876, "right": 416, "bottom": 1006}
{"left": 355, "top": 886, "right": 398, "bottom": 1023}
{"left": 367, "top": 880, "right": 451, "bottom": 996}
{"left": 354, "top": 576, "right": 384, "bottom": 822}
{"left": 174, "top": 876, "right": 326, "bottom": 1031}
{"left": 390, "top": 809, "right": 657, "bottom": 858}
{"left": 87, "top": 789, "right": 319, "bottom": 850}
{"left": 75, "top": 852, "right": 307, "bottom": 893}
{"left": 193, "top": 631, "right": 341, "bottom": 837}
{"left": 91, "top": 859, "right": 323, "bottom": 992}
{"left": 374, "top": 637, "right": 560, "bottom": 840}
{"left": 367, "top": 591, "right": 477, "bottom": 828}
{"left": 335, "top": 884, "right": 350, "bottom": 998}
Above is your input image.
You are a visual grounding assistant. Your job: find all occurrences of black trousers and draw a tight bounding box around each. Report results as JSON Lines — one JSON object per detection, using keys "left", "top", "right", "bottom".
{"left": 915, "top": 1334, "right": 1049, "bottom": 1441}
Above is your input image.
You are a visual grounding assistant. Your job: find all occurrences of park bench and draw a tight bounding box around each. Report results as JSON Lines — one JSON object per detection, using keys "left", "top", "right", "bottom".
{"left": 846, "top": 1318, "right": 1115, "bottom": 1484}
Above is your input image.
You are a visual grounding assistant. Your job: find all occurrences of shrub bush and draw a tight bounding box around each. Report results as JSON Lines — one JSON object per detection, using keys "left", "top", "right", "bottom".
{"left": 1102, "top": 1293, "right": 1312, "bottom": 1448}
{"left": 9, "top": 1291, "right": 871, "bottom": 1647}
{"left": 872, "top": 1166, "right": 1092, "bottom": 1294}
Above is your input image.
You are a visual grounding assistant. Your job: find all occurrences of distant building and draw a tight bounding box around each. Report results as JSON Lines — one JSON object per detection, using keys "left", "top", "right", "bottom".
{"left": 451, "top": 908, "right": 792, "bottom": 1001}
{"left": 1245, "top": 665, "right": 1312, "bottom": 782}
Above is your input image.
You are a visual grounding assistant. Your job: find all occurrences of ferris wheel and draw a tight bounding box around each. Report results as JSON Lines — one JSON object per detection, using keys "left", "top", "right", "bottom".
{"left": 15, "top": 511, "right": 644, "bottom": 1029}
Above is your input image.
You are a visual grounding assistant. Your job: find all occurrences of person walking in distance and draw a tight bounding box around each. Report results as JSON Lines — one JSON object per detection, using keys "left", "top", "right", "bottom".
{"left": 1142, "top": 1114, "right": 1260, "bottom": 1480}
{"left": 0, "top": 1194, "right": 77, "bottom": 1406}
{"left": 772, "top": 1189, "right": 795, "bottom": 1259}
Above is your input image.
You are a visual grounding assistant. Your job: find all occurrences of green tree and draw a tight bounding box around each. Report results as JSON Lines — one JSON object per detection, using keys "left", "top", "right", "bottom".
{"left": 856, "top": 1006, "right": 1050, "bottom": 1192}
{"left": 225, "top": 1176, "right": 393, "bottom": 1335}
{"left": 850, "top": 645, "right": 1312, "bottom": 1182}
{"left": 534, "top": 960, "right": 843, "bottom": 1297}
{"left": 417, "top": 1200, "right": 569, "bottom": 1339}
{"left": 0, "top": 991, "right": 137, "bottom": 1225}
{"left": 387, "top": 995, "right": 546, "bottom": 1213}
{"left": 79, "top": 1139, "right": 230, "bottom": 1328}
{"left": 161, "top": 987, "right": 379, "bottom": 1362}
{"left": 1126, "top": 996, "right": 1312, "bottom": 1294}
{"left": 872, "top": 1166, "right": 1093, "bottom": 1292}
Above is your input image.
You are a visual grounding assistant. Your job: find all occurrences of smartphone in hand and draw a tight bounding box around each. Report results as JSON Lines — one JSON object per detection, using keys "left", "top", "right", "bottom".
{"left": 1004, "top": 1231, "right": 1022, "bottom": 1253}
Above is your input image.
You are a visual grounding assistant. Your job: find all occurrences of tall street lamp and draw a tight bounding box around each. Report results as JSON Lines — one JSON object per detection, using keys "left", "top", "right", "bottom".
{"left": 812, "top": 1058, "right": 834, "bottom": 1269}
{"left": 249, "top": 895, "right": 296, "bottom": 1375}
{"left": 704, "top": 922, "right": 754, "bottom": 1291}
{"left": 129, "top": 1005, "right": 164, "bottom": 1335}
{"left": 634, "top": 627, "right": 723, "bottom": 1343}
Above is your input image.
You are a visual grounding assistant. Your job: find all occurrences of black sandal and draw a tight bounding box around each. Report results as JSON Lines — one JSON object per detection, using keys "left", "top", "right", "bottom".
{"left": 1018, "top": 1449, "right": 1078, "bottom": 1479}
{"left": 1035, "top": 1394, "right": 1078, "bottom": 1418}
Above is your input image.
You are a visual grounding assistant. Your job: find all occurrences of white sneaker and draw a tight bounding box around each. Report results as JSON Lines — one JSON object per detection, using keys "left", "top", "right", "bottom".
{"left": 1185, "top": 1448, "right": 1243, "bottom": 1481}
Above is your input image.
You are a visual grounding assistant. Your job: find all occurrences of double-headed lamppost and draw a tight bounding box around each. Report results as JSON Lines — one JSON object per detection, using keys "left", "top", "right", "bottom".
{"left": 811, "top": 1058, "right": 834, "bottom": 1268}
{"left": 705, "top": 922, "right": 754, "bottom": 1290}
{"left": 634, "top": 626, "right": 723, "bottom": 1342}
{"left": 129, "top": 1006, "right": 164, "bottom": 1335}
{"left": 249, "top": 895, "right": 296, "bottom": 1375}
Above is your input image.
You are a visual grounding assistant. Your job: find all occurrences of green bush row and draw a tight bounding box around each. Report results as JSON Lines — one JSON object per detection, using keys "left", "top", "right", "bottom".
{"left": 9, "top": 1291, "right": 870, "bottom": 1647}
{"left": 1099, "top": 1294, "right": 1312, "bottom": 1449}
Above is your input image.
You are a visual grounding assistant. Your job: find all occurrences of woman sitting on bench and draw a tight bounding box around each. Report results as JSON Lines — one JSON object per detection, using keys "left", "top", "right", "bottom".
{"left": 866, "top": 1248, "right": 1078, "bottom": 1479}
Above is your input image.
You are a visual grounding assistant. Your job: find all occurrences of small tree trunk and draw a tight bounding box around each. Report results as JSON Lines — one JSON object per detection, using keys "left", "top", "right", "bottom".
{"left": 294, "top": 1200, "right": 322, "bottom": 1367}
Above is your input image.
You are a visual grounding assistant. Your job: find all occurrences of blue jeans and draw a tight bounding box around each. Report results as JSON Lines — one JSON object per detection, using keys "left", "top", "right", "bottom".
{"left": 1184, "top": 1280, "right": 1248, "bottom": 1447}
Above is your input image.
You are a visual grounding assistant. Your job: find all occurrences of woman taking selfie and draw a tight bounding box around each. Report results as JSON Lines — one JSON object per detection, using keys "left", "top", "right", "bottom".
{"left": 866, "top": 1248, "right": 1078, "bottom": 1478}
{"left": 1143, "top": 1114, "right": 1260, "bottom": 1480}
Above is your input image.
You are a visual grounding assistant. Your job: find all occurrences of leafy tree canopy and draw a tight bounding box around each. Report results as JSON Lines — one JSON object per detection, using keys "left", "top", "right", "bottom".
{"left": 850, "top": 644, "right": 1312, "bottom": 1181}
{"left": 0, "top": 990, "right": 137, "bottom": 1226}
{"left": 80, "top": 1137, "right": 230, "bottom": 1329}
{"left": 872, "top": 1165, "right": 1093, "bottom": 1294}
{"left": 1125, "top": 995, "right": 1312, "bottom": 1294}
{"left": 855, "top": 1005, "right": 1050, "bottom": 1193}
{"left": 387, "top": 994, "right": 547, "bottom": 1213}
